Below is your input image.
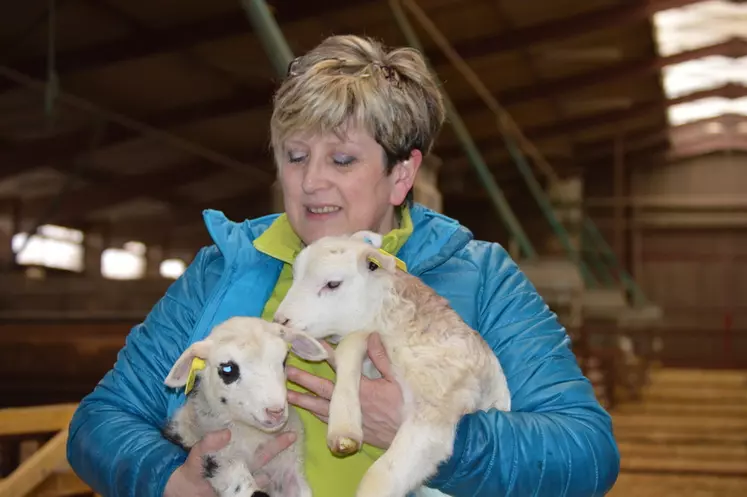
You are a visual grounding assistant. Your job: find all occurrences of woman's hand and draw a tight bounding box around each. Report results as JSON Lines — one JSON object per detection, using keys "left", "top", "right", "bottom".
{"left": 164, "top": 429, "right": 297, "bottom": 496}
{"left": 286, "top": 332, "right": 403, "bottom": 449}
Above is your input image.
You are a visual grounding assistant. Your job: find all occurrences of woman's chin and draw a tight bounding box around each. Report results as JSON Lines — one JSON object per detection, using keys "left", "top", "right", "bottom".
{"left": 296, "top": 220, "right": 360, "bottom": 243}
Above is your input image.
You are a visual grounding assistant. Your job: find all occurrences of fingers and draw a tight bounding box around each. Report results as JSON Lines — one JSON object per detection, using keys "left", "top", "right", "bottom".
{"left": 287, "top": 390, "right": 330, "bottom": 418}
{"left": 250, "top": 431, "right": 297, "bottom": 471}
{"left": 286, "top": 366, "right": 335, "bottom": 399}
{"left": 254, "top": 471, "right": 270, "bottom": 489}
{"left": 367, "top": 333, "right": 394, "bottom": 380}
{"left": 195, "top": 428, "right": 231, "bottom": 455}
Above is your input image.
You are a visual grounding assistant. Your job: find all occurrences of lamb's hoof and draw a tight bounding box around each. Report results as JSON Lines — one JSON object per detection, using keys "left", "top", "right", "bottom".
{"left": 329, "top": 435, "right": 360, "bottom": 456}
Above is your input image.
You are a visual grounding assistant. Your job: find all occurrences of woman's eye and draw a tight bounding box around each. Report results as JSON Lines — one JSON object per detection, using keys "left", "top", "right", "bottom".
{"left": 287, "top": 152, "right": 306, "bottom": 163}
{"left": 333, "top": 155, "right": 355, "bottom": 166}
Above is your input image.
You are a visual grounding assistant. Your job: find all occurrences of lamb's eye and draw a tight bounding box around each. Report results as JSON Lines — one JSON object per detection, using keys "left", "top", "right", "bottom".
{"left": 218, "top": 361, "right": 240, "bottom": 385}
{"left": 368, "top": 261, "right": 379, "bottom": 271}
{"left": 326, "top": 281, "right": 341, "bottom": 290}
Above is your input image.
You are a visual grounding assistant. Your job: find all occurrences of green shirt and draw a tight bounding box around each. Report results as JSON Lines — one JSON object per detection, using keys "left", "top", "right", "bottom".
{"left": 253, "top": 206, "right": 413, "bottom": 495}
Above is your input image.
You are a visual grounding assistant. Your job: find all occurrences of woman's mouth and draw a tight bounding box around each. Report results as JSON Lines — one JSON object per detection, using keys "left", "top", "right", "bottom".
{"left": 306, "top": 205, "right": 341, "bottom": 215}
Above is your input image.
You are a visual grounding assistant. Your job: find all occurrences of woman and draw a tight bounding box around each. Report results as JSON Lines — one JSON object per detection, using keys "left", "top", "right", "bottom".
{"left": 67, "top": 35, "right": 619, "bottom": 497}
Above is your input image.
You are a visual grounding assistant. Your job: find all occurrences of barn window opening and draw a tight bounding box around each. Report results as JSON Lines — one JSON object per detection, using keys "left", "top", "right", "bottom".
{"left": 101, "top": 241, "right": 147, "bottom": 280}
{"left": 160, "top": 258, "right": 186, "bottom": 279}
{"left": 652, "top": 1, "right": 746, "bottom": 126}
{"left": 12, "top": 224, "right": 84, "bottom": 273}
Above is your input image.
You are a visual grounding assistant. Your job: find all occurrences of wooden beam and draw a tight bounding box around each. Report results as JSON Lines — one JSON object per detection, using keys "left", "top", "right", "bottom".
{"left": 440, "top": 83, "right": 745, "bottom": 160}
{"left": 0, "top": 0, "right": 380, "bottom": 94}
{"left": 427, "top": 0, "right": 707, "bottom": 65}
{"left": 585, "top": 195, "right": 747, "bottom": 210}
{"left": 0, "top": 92, "right": 268, "bottom": 183}
{"left": 4, "top": 55, "right": 741, "bottom": 192}
{"left": 668, "top": 134, "right": 747, "bottom": 159}
{"left": 28, "top": 470, "right": 91, "bottom": 497}
{"left": 3, "top": 9, "right": 735, "bottom": 182}
{"left": 613, "top": 132, "right": 625, "bottom": 261}
{"left": 0, "top": 0, "right": 704, "bottom": 96}
{"left": 530, "top": 84, "right": 746, "bottom": 141}
{"left": 0, "top": 429, "right": 68, "bottom": 497}
{"left": 593, "top": 212, "right": 747, "bottom": 229}
{"left": 0, "top": 405, "right": 77, "bottom": 437}
{"left": 496, "top": 37, "right": 746, "bottom": 105}
{"left": 17, "top": 159, "right": 230, "bottom": 224}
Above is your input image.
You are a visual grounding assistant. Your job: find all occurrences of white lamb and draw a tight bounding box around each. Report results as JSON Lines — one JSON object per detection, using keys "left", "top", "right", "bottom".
{"left": 273, "top": 231, "right": 512, "bottom": 497}
{"left": 163, "top": 316, "right": 328, "bottom": 497}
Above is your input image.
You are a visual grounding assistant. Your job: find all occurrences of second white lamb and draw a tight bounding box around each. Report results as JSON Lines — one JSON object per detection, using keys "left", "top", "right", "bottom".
{"left": 163, "top": 316, "right": 327, "bottom": 497}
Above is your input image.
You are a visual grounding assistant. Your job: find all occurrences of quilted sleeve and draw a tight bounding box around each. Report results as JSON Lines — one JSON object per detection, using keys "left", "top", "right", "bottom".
{"left": 66, "top": 246, "right": 222, "bottom": 497}
{"left": 426, "top": 243, "right": 620, "bottom": 497}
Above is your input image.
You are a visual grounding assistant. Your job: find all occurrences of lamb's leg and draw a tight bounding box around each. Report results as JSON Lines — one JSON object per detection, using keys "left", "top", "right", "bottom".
{"left": 204, "top": 453, "right": 260, "bottom": 497}
{"left": 355, "top": 413, "right": 456, "bottom": 497}
{"left": 327, "top": 331, "right": 370, "bottom": 456}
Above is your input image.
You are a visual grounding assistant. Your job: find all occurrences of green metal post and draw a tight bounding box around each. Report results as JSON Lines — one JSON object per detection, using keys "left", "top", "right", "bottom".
{"left": 503, "top": 139, "right": 599, "bottom": 287}
{"left": 239, "top": 0, "right": 295, "bottom": 77}
{"left": 583, "top": 217, "right": 648, "bottom": 305}
{"left": 390, "top": 0, "right": 536, "bottom": 260}
{"left": 580, "top": 219, "right": 616, "bottom": 287}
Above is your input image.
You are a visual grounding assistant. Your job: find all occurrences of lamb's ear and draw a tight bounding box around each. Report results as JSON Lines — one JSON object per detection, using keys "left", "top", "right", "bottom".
{"left": 273, "top": 324, "right": 328, "bottom": 362}
{"left": 360, "top": 246, "right": 397, "bottom": 274}
{"left": 164, "top": 340, "right": 212, "bottom": 388}
{"left": 351, "top": 230, "right": 383, "bottom": 249}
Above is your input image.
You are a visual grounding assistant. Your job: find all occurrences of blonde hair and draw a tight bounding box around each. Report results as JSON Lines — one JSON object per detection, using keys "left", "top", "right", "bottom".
{"left": 270, "top": 35, "right": 446, "bottom": 170}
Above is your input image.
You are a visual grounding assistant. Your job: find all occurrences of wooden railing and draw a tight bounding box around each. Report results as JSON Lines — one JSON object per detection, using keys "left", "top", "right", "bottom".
{"left": 0, "top": 404, "right": 97, "bottom": 497}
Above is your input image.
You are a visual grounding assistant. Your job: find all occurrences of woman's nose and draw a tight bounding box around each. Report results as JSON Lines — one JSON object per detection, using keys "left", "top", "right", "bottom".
{"left": 302, "top": 160, "right": 330, "bottom": 193}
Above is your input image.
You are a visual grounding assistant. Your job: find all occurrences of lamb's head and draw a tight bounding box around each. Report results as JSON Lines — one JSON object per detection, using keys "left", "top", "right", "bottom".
{"left": 164, "top": 316, "right": 327, "bottom": 432}
{"left": 274, "top": 230, "right": 400, "bottom": 339}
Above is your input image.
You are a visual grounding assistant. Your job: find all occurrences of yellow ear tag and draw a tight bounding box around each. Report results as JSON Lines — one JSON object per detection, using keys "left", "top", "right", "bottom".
{"left": 368, "top": 248, "right": 408, "bottom": 272}
{"left": 185, "top": 357, "right": 206, "bottom": 395}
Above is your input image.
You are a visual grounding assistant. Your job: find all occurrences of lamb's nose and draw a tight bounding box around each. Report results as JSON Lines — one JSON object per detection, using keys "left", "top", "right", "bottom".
{"left": 265, "top": 407, "right": 285, "bottom": 421}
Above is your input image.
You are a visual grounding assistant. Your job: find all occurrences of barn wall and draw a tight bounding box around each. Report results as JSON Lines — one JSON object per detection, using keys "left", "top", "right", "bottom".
{"left": 585, "top": 151, "right": 747, "bottom": 368}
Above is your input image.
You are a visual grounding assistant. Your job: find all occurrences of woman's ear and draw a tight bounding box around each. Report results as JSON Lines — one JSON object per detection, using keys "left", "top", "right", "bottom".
{"left": 389, "top": 149, "right": 422, "bottom": 205}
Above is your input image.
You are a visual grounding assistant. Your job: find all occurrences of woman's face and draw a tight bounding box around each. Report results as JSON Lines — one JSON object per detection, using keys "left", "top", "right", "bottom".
{"left": 278, "top": 125, "right": 420, "bottom": 245}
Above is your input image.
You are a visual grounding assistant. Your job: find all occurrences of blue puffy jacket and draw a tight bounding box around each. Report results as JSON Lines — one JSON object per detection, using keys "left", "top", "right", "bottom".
{"left": 67, "top": 203, "right": 620, "bottom": 497}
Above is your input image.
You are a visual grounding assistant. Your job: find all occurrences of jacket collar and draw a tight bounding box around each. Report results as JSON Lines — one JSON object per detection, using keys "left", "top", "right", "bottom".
{"left": 201, "top": 203, "right": 473, "bottom": 276}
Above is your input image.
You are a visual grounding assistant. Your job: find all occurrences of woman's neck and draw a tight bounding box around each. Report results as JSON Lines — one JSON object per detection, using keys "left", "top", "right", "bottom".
{"left": 375, "top": 206, "right": 400, "bottom": 234}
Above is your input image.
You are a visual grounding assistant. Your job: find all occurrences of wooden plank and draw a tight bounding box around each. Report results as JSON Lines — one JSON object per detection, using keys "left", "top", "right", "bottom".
{"left": 585, "top": 195, "right": 747, "bottom": 210}
{"left": 28, "top": 471, "right": 91, "bottom": 497}
{"left": 613, "top": 414, "right": 747, "bottom": 439}
{"left": 615, "top": 432, "right": 747, "bottom": 446}
{"left": 608, "top": 473, "right": 747, "bottom": 497}
{"left": 641, "top": 387, "right": 747, "bottom": 405}
{"left": 617, "top": 441, "right": 747, "bottom": 461}
{"left": 620, "top": 443, "right": 747, "bottom": 476}
{"left": 0, "top": 405, "right": 78, "bottom": 436}
{"left": 0, "top": 429, "right": 68, "bottom": 497}
{"left": 622, "top": 457, "right": 747, "bottom": 477}
{"left": 651, "top": 368, "right": 747, "bottom": 385}
{"left": 610, "top": 366, "right": 747, "bottom": 494}
{"left": 613, "top": 402, "right": 747, "bottom": 418}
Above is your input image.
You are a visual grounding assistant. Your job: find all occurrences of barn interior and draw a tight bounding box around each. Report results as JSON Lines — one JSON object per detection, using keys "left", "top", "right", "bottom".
{"left": 0, "top": 0, "right": 745, "bottom": 495}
